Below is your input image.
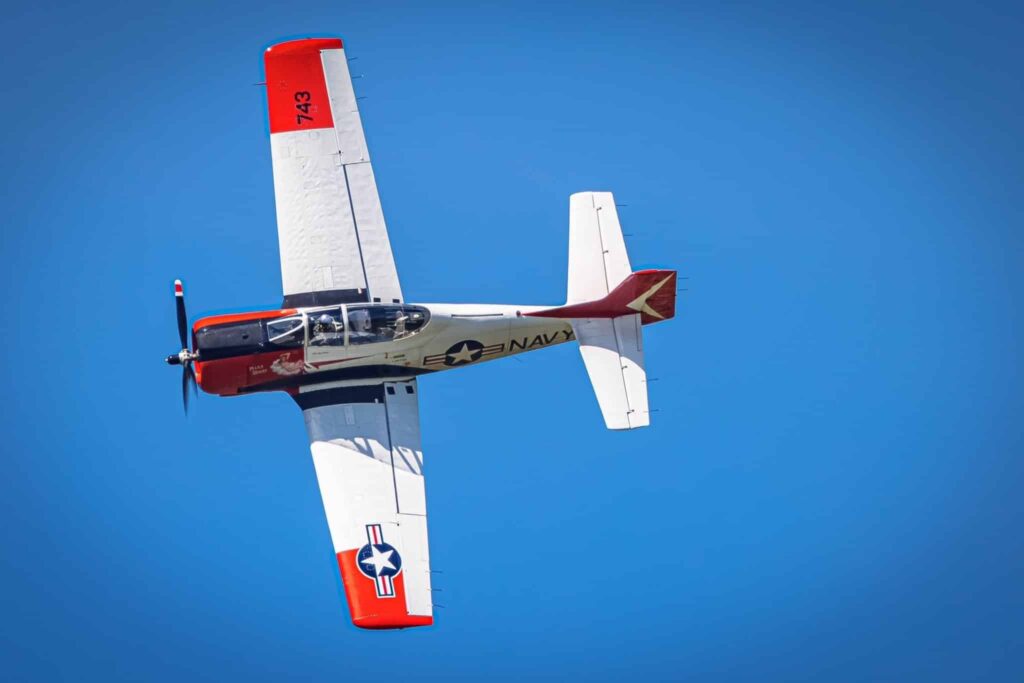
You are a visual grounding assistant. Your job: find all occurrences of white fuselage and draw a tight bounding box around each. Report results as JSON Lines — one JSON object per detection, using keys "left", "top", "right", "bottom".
{"left": 299, "top": 303, "right": 574, "bottom": 381}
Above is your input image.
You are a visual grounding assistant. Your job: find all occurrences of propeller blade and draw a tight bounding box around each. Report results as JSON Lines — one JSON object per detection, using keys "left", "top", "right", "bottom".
{"left": 182, "top": 366, "right": 190, "bottom": 414}
{"left": 175, "top": 279, "right": 188, "bottom": 350}
{"left": 182, "top": 363, "right": 197, "bottom": 414}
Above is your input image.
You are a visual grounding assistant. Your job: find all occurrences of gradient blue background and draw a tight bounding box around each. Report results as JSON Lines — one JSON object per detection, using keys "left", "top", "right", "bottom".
{"left": 2, "top": 1, "right": 1021, "bottom": 680}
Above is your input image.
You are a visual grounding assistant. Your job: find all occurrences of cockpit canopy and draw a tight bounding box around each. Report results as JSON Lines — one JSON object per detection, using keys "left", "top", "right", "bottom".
{"left": 298, "top": 304, "right": 430, "bottom": 347}
{"left": 196, "top": 305, "right": 430, "bottom": 359}
{"left": 345, "top": 304, "right": 428, "bottom": 345}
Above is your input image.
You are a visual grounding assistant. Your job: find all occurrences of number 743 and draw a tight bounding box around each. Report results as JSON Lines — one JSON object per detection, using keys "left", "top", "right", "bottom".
{"left": 294, "top": 91, "right": 313, "bottom": 124}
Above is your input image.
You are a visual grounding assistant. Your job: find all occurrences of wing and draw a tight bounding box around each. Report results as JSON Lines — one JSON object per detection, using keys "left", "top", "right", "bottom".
{"left": 295, "top": 379, "right": 433, "bottom": 629}
{"left": 264, "top": 38, "right": 403, "bottom": 308}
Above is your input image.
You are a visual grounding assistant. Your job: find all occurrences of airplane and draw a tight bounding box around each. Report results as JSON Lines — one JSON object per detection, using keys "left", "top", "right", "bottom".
{"left": 165, "top": 37, "right": 677, "bottom": 630}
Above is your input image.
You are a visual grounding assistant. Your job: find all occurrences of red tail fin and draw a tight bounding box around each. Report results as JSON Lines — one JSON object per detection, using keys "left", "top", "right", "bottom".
{"left": 526, "top": 269, "right": 676, "bottom": 325}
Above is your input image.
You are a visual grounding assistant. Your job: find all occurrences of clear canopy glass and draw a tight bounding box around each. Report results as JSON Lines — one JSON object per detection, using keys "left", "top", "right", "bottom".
{"left": 347, "top": 305, "right": 429, "bottom": 345}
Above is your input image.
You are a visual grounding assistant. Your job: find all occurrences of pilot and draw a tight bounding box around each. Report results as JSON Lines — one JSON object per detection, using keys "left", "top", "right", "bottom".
{"left": 313, "top": 314, "right": 340, "bottom": 344}
{"left": 347, "top": 308, "right": 372, "bottom": 343}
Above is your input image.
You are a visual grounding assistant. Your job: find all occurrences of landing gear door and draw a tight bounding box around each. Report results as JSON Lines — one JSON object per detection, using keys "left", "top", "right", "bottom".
{"left": 305, "top": 305, "right": 347, "bottom": 366}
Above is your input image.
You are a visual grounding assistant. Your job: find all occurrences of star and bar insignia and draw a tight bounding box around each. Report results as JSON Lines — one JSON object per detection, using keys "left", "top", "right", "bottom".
{"left": 424, "top": 340, "right": 505, "bottom": 367}
{"left": 356, "top": 524, "right": 403, "bottom": 598}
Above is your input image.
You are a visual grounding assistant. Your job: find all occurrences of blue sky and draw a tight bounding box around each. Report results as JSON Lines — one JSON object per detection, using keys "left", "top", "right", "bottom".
{"left": 2, "top": 1, "right": 1022, "bottom": 680}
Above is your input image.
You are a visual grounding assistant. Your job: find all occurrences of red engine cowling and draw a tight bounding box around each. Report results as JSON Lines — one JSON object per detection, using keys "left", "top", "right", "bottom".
{"left": 192, "top": 309, "right": 303, "bottom": 396}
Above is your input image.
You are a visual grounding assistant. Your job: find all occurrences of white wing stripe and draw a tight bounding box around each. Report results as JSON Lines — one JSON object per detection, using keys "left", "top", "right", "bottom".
{"left": 270, "top": 131, "right": 368, "bottom": 299}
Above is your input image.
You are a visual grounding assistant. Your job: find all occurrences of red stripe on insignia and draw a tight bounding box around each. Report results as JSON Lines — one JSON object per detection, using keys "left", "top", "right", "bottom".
{"left": 337, "top": 550, "right": 433, "bottom": 630}
{"left": 264, "top": 38, "right": 340, "bottom": 134}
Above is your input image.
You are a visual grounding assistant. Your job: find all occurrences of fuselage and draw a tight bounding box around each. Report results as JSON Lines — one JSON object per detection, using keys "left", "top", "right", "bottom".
{"left": 192, "top": 303, "right": 575, "bottom": 397}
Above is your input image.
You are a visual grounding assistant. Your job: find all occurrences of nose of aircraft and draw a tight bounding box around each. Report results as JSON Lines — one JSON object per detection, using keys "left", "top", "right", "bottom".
{"left": 165, "top": 279, "right": 198, "bottom": 413}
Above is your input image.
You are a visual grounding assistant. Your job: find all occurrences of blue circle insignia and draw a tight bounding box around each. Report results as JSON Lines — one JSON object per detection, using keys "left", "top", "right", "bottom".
{"left": 356, "top": 542, "right": 403, "bottom": 579}
{"left": 443, "top": 339, "right": 484, "bottom": 366}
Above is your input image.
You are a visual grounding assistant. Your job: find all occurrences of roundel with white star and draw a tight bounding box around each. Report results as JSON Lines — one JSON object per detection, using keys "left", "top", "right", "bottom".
{"left": 356, "top": 542, "right": 403, "bottom": 579}
{"left": 443, "top": 339, "right": 484, "bottom": 366}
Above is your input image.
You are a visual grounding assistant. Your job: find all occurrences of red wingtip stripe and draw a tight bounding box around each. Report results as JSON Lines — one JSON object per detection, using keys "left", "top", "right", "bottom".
{"left": 354, "top": 614, "right": 434, "bottom": 630}
{"left": 174, "top": 281, "right": 183, "bottom": 295}
{"left": 336, "top": 550, "right": 433, "bottom": 630}
{"left": 264, "top": 38, "right": 342, "bottom": 134}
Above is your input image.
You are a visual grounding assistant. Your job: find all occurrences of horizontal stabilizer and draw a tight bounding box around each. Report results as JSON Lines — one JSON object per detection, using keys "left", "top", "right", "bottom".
{"left": 572, "top": 315, "right": 649, "bottom": 430}
{"left": 567, "top": 192, "right": 633, "bottom": 303}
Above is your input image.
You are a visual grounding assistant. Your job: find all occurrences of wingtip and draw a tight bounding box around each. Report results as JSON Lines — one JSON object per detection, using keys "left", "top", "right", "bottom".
{"left": 265, "top": 37, "right": 344, "bottom": 56}
{"left": 352, "top": 615, "right": 434, "bottom": 630}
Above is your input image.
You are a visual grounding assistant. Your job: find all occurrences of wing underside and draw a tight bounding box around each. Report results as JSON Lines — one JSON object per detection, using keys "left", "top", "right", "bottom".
{"left": 296, "top": 379, "right": 433, "bottom": 629}
{"left": 264, "top": 38, "right": 403, "bottom": 308}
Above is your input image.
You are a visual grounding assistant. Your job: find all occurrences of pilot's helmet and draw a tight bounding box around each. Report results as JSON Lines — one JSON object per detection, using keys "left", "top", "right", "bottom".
{"left": 318, "top": 314, "right": 334, "bottom": 326}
